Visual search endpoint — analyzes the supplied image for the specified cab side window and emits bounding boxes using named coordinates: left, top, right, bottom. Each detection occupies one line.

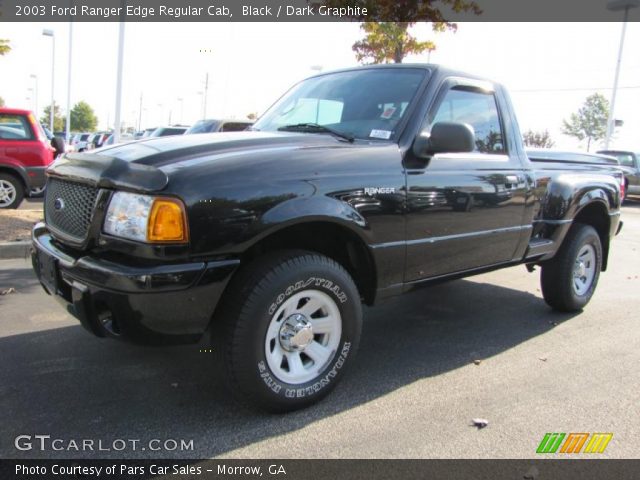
left=0, top=114, right=35, bottom=140
left=430, top=87, right=505, bottom=154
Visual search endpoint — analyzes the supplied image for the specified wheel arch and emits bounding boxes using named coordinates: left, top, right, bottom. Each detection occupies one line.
left=240, top=219, right=378, bottom=306
left=572, top=200, right=612, bottom=271
left=0, top=164, right=28, bottom=190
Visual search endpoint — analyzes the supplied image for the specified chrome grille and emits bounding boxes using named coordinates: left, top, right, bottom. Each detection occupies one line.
left=45, top=178, right=98, bottom=241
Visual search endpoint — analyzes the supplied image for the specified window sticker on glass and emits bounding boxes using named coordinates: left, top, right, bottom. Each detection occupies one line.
left=380, top=107, right=397, bottom=119
left=370, top=129, right=392, bottom=140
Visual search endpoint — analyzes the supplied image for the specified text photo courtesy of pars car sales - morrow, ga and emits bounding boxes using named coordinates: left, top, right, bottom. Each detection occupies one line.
left=1, top=0, right=640, bottom=479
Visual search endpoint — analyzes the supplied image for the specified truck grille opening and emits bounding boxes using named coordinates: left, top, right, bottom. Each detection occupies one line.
left=45, top=178, right=98, bottom=241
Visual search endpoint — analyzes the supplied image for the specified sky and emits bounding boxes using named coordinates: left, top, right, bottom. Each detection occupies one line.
left=1, top=21, right=638, bottom=151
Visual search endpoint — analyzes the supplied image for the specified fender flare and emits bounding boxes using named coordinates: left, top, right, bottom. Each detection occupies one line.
left=0, top=160, right=29, bottom=189
left=247, top=195, right=373, bottom=249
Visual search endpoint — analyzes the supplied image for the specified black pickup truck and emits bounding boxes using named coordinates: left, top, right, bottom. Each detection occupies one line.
left=31, top=65, right=623, bottom=411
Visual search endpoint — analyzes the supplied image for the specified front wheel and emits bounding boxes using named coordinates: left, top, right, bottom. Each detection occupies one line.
left=540, top=223, right=602, bottom=312
left=217, top=251, right=362, bottom=412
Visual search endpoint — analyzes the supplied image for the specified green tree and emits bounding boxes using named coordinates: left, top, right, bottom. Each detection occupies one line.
left=0, top=39, right=11, bottom=56
left=41, top=103, right=66, bottom=131
left=523, top=129, right=555, bottom=148
left=561, top=93, right=609, bottom=152
left=70, top=101, right=98, bottom=131
left=316, top=1, right=481, bottom=64
left=353, top=22, right=441, bottom=64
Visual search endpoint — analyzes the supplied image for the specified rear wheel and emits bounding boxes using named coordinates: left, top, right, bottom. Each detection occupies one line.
left=540, top=223, right=602, bottom=312
left=0, top=173, right=25, bottom=209
left=216, top=250, right=362, bottom=412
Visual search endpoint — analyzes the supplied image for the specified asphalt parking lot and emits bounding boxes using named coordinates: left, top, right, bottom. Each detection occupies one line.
left=1, top=201, right=639, bottom=459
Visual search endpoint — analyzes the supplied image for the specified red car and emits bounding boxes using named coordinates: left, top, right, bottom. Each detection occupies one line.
left=0, top=107, right=60, bottom=208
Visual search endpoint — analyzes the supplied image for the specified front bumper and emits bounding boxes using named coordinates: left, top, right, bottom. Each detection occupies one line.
left=31, top=222, right=239, bottom=344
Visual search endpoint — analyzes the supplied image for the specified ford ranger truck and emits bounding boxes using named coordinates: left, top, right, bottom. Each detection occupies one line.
left=31, top=65, right=623, bottom=411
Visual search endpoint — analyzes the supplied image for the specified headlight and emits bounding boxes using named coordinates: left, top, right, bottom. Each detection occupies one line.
left=103, top=192, right=189, bottom=243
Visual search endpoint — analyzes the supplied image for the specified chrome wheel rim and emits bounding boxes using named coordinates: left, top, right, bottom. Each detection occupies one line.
left=265, top=290, right=341, bottom=384
left=573, top=244, right=596, bottom=296
left=0, top=180, right=17, bottom=207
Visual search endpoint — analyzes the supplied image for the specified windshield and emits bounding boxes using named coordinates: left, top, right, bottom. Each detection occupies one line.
left=610, top=152, right=635, bottom=167
left=186, top=120, right=220, bottom=134
left=151, top=127, right=186, bottom=137
left=253, top=68, right=427, bottom=141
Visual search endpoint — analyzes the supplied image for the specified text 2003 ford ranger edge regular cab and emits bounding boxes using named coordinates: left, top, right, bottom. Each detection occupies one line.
left=32, top=65, right=623, bottom=411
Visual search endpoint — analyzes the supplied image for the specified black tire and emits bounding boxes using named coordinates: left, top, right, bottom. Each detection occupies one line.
left=540, top=223, right=602, bottom=312
left=215, top=250, right=362, bottom=412
left=0, top=173, right=25, bottom=209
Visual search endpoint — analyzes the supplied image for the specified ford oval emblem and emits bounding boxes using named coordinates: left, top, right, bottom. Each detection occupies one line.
left=54, top=198, right=65, bottom=211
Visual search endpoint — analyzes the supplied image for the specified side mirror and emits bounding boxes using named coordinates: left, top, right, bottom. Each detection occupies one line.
left=51, top=137, right=65, bottom=157
left=412, top=121, right=475, bottom=158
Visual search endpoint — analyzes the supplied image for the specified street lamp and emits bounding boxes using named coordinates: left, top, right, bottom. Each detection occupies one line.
left=604, top=0, right=639, bottom=149
left=65, top=22, right=74, bottom=144
left=29, top=74, right=38, bottom=118
left=42, top=29, right=55, bottom=132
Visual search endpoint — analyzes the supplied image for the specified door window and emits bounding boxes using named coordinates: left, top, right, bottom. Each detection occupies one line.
left=430, top=87, right=505, bottom=154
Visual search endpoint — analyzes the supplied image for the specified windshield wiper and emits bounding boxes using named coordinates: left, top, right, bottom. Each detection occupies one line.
left=277, top=123, right=354, bottom=143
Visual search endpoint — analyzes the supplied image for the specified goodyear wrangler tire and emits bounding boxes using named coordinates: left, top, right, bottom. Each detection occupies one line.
left=540, top=223, right=602, bottom=312
left=218, top=250, right=362, bottom=412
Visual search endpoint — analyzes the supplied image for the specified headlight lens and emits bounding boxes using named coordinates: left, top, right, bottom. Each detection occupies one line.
left=103, top=192, right=188, bottom=243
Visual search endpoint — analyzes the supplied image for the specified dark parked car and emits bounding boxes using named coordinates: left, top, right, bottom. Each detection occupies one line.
left=526, top=149, right=619, bottom=165
left=90, top=132, right=111, bottom=149
left=32, top=65, right=623, bottom=411
left=185, top=119, right=253, bottom=134
left=149, top=126, right=188, bottom=137
left=597, top=150, right=640, bottom=201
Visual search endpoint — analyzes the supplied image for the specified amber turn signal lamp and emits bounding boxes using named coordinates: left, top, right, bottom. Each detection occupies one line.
left=147, top=198, right=189, bottom=243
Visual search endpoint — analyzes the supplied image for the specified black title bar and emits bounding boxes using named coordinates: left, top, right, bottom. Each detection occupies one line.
left=2, top=0, right=640, bottom=22
left=2, top=459, right=640, bottom=480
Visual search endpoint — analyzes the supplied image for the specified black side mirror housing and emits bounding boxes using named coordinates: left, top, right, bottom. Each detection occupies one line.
left=413, top=122, right=475, bottom=159
left=51, top=137, right=65, bottom=157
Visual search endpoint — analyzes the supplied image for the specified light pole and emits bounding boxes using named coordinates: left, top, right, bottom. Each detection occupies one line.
left=202, top=73, right=209, bottom=119
left=65, top=21, right=73, bottom=143
left=137, top=92, right=143, bottom=132
left=604, top=0, right=639, bottom=149
left=29, top=74, right=38, bottom=119
left=113, top=17, right=126, bottom=144
left=42, top=29, right=55, bottom=132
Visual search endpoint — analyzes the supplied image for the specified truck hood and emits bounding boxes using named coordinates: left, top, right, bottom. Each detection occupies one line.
left=47, top=131, right=358, bottom=193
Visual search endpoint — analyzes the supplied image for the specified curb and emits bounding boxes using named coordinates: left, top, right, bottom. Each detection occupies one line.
left=0, top=241, right=31, bottom=260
